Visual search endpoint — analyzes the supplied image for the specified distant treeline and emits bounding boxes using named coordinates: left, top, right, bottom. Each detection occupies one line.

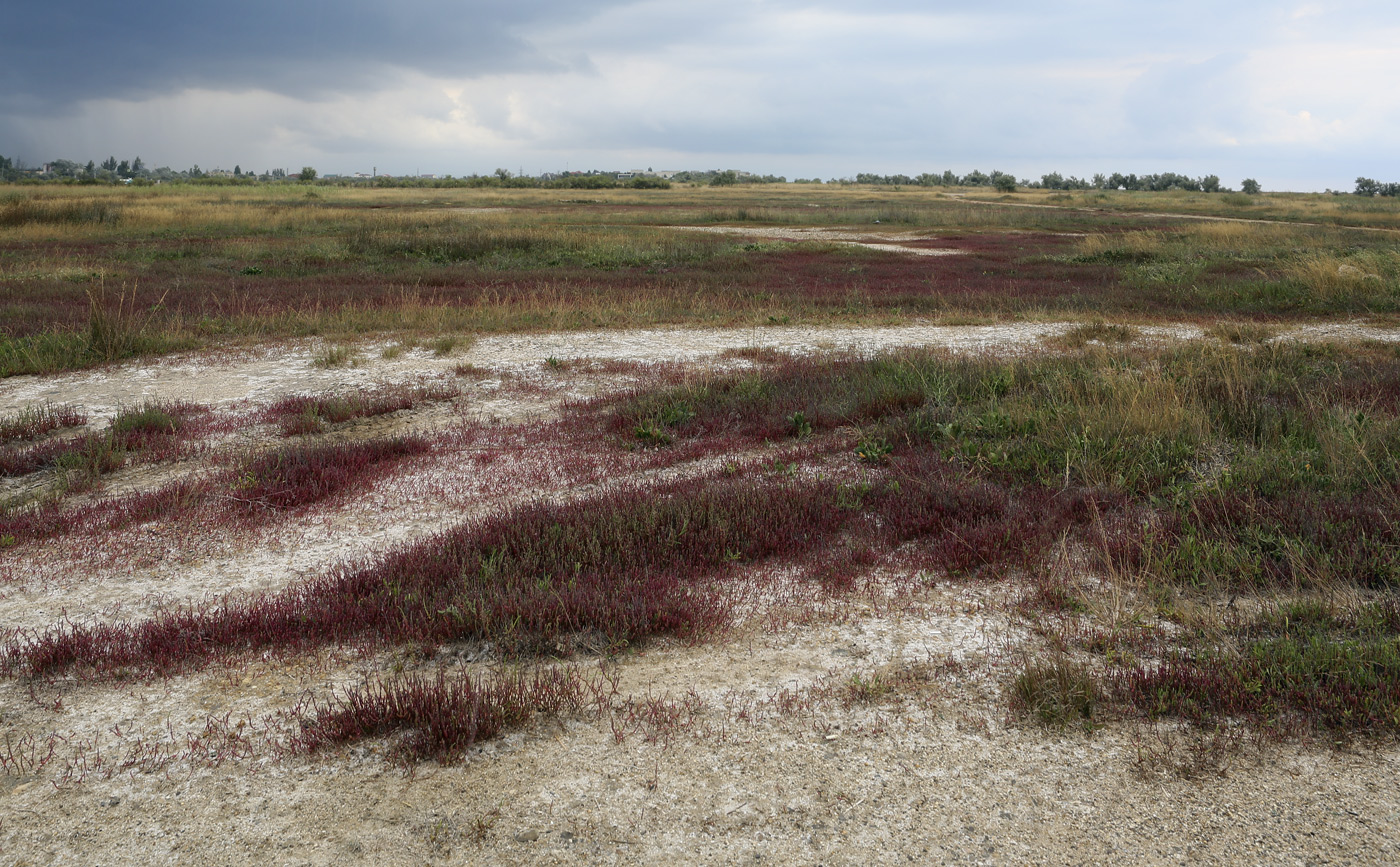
left=0, top=156, right=795, bottom=189
left=5, top=151, right=1392, bottom=196
left=850, top=170, right=1253, bottom=193
left=1354, top=178, right=1400, bottom=197
left=0, top=154, right=283, bottom=184
left=331, top=173, right=679, bottom=190
left=353, top=169, right=787, bottom=189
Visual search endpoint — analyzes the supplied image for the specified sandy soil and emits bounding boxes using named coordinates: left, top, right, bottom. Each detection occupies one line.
left=3, top=321, right=1400, bottom=866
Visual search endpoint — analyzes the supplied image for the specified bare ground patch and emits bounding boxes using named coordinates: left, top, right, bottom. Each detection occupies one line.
left=3, top=323, right=1400, bottom=865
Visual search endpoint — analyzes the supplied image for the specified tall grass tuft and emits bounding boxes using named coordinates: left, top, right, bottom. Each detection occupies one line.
left=84, top=280, right=185, bottom=364
left=296, top=667, right=587, bottom=763
left=1011, top=656, right=1100, bottom=728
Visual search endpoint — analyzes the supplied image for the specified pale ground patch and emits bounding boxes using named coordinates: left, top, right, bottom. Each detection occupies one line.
left=8, top=319, right=1400, bottom=422
left=666, top=224, right=968, bottom=256
left=3, top=322, right=1400, bottom=865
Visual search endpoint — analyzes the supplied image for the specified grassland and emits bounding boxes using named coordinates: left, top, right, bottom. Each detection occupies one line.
left=3, top=183, right=1398, bottom=378
left=956, top=185, right=1400, bottom=228
left=1, top=182, right=1399, bottom=862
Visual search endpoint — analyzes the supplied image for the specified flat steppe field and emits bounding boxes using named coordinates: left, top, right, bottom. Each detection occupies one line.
left=2, top=183, right=1399, bottom=864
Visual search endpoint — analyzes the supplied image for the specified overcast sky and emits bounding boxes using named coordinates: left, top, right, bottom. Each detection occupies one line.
left=3, top=1, right=1397, bottom=190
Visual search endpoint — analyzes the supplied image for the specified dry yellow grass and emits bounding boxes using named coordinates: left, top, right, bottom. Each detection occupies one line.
left=1285, top=251, right=1396, bottom=299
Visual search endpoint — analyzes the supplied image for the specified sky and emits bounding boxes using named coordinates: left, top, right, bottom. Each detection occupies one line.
left=2, top=1, right=1398, bottom=191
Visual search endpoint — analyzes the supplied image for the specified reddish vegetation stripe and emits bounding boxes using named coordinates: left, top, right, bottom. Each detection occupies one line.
left=231, top=436, right=431, bottom=512
left=0, top=404, right=87, bottom=444
left=1, top=435, right=428, bottom=547
left=7, top=452, right=1116, bottom=677
left=1, top=400, right=211, bottom=477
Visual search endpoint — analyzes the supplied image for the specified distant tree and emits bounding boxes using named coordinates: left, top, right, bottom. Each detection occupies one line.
left=494, top=167, right=512, bottom=180
left=1241, top=178, right=1261, bottom=195
left=233, top=165, right=242, bottom=176
left=989, top=170, right=1016, bottom=192
left=188, top=164, right=204, bottom=178
left=117, top=159, right=130, bottom=177
left=271, top=168, right=286, bottom=180
left=547, top=174, right=618, bottom=190
left=1354, top=177, right=1380, bottom=196
left=1201, top=175, right=1221, bottom=193
left=85, top=160, right=96, bottom=177
left=710, top=170, right=739, bottom=186
left=1354, top=179, right=1400, bottom=197
left=102, top=156, right=118, bottom=172
left=299, top=166, right=317, bottom=182
left=131, top=157, right=144, bottom=175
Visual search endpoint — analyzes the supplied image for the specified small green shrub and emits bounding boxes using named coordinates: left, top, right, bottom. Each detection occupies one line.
left=854, top=437, right=892, bottom=464
left=633, top=420, right=673, bottom=447
left=313, top=345, right=357, bottom=368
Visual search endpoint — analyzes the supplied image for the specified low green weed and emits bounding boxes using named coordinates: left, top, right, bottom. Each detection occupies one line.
left=1051, top=321, right=1139, bottom=348
left=312, top=344, right=358, bottom=368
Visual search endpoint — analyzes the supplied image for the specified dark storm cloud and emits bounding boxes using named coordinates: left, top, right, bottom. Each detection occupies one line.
left=0, top=0, right=619, bottom=112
